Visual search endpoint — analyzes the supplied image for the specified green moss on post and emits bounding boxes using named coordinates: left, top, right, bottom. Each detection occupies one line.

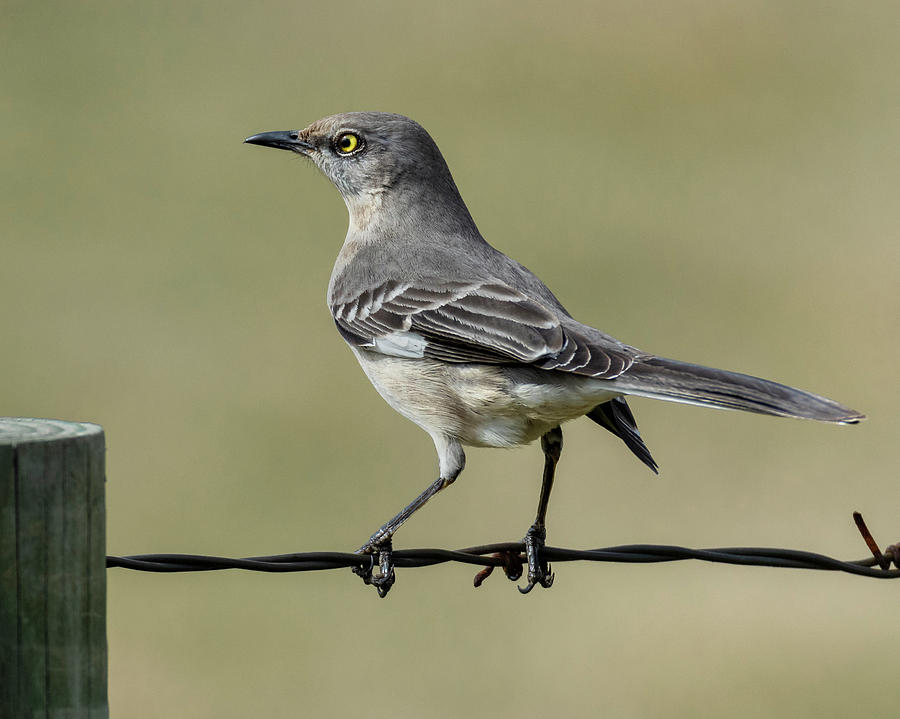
left=0, top=418, right=107, bottom=719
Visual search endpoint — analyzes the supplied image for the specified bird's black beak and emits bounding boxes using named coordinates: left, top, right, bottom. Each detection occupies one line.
left=244, top=130, right=314, bottom=153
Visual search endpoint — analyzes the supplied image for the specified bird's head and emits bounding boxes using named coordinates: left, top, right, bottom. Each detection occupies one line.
left=245, top=112, right=455, bottom=202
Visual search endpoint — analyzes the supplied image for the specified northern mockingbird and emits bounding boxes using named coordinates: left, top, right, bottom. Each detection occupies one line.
left=245, top=112, right=863, bottom=596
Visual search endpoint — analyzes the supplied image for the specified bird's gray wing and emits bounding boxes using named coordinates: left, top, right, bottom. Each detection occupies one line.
left=330, top=279, right=638, bottom=379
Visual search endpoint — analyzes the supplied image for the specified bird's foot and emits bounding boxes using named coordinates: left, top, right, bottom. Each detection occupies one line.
left=518, top=524, right=554, bottom=594
left=353, top=537, right=395, bottom=598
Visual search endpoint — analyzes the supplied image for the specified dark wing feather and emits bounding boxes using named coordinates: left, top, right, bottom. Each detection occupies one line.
left=331, top=279, right=639, bottom=379
left=587, top=397, right=658, bottom=473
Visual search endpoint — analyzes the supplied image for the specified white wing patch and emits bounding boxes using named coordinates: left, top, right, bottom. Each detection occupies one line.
left=373, top=331, right=428, bottom=359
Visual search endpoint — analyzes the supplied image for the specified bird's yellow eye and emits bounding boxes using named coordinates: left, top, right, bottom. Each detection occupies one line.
left=335, top=132, right=361, bottom=155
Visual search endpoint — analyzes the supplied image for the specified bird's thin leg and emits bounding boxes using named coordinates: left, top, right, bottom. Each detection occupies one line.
left=354, top=474, right=457, bottom=597
left=519, top=426, right=563, bottom=594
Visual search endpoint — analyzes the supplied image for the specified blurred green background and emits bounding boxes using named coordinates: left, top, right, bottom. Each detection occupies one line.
left=3, top=1, right=898, bottom=717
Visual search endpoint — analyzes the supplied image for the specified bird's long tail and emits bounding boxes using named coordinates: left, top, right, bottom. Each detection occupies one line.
left=612, top=356, right=864, bottom=424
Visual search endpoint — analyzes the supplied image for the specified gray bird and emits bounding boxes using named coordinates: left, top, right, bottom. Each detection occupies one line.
left=245, top=112, right=863, bottom=596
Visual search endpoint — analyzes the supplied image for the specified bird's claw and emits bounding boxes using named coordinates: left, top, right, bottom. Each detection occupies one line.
left=518, top=525, right=555, bottom=594
left=353, top=539, right=396, bottom=597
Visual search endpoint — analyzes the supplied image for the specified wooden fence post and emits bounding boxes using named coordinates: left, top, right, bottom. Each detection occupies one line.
left=0, top=418, right=107, bottom=718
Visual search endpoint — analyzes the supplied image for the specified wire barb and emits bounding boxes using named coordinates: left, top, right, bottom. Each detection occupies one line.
left=853, top=511, right=895, bottom=571
left=473, top=550, right=523, bottom=587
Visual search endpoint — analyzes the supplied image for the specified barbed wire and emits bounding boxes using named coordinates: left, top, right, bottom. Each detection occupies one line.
left=106, top=512, right=899, bottom=587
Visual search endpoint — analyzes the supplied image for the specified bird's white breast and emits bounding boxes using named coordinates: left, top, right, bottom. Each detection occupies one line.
left=350, top=348, right=619, bottom=448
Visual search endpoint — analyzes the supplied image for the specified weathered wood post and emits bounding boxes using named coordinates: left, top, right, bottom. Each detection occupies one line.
left=0, top=418, right=107, bottom=718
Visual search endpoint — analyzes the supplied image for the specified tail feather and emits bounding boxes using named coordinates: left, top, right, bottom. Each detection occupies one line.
left=612, top=357, right=864, bottom=425
left=587, top=397, right=659, bottom=473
